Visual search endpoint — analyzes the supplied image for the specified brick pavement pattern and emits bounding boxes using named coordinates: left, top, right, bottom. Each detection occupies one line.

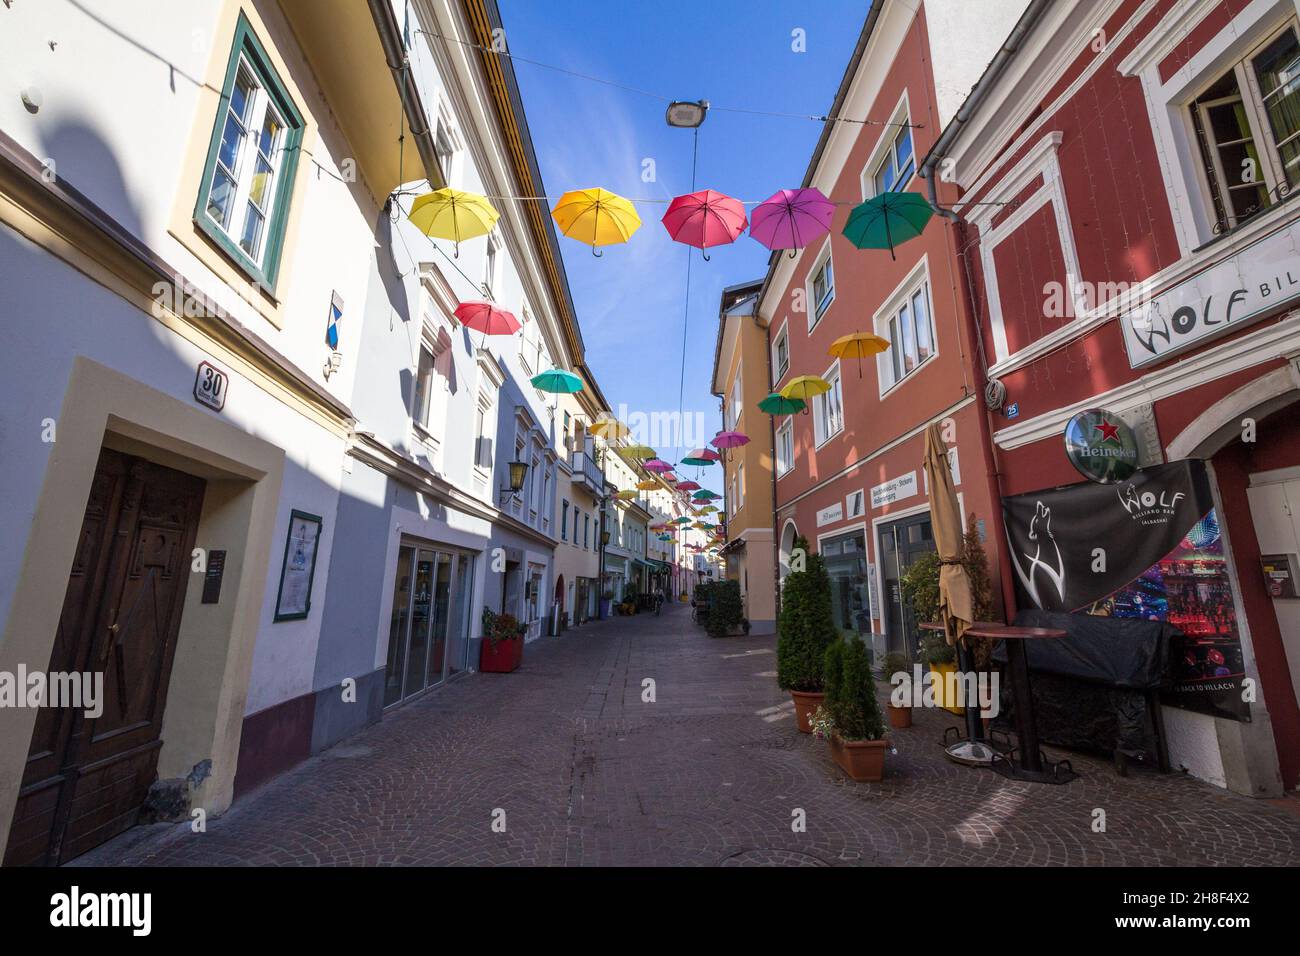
left=76, top=603, right=1300, bottom=866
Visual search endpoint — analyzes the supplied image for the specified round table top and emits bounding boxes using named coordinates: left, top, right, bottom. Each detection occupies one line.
left=917, top=621, right=1066, bottom=640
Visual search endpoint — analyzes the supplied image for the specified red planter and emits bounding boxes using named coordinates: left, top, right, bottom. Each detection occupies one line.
left=887, top=704, right=913, bottom=729
left=828, top=733, right=888, bottom=782
left=479, top=636, right=523, bottom=673
left=789, top=690, right=825, bottom=734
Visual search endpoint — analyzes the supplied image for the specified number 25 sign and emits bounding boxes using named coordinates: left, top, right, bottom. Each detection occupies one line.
left=194, top=360, right=228, bottom=412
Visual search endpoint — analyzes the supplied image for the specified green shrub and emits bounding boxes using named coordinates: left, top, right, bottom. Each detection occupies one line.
left=881, top=651, right=912, bottom=681
left=823, top=636, right=885, bottom=741
left=900, top=550, right=941, bottom=625
left=919, top=629, right=956, bottom=666
left=708, top=579, right=743, bottom=638
left=776, top=536, right=838, bottom=692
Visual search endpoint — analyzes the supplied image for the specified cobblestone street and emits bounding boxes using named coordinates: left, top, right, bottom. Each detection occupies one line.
left=78, top=605, right=1300, bottom=867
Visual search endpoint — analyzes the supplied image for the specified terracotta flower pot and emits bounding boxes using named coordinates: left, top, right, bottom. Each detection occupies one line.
left=887, top=704, right=913, bottom=729
left=828, top=733, right=888, bottom=782
left=789, top=690, right=824, bottom=734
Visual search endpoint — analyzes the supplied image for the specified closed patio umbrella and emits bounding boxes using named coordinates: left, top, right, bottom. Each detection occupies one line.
left=923, top=422, right=972, bottom=646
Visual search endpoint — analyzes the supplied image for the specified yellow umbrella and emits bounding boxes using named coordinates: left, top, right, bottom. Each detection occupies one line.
left=780, top=374, right=831, bottom=404
left=636, top=479, right=658, bottom=491
left=407, top=188, right=499, bottom=255
left=589, top=417, right=631, bottom=440
left=615, top=489, right=638, bottom=500
left=829, top=331, right=890, bottom=379
left=697, top=505, right=718, bottom=514
left=622, top=444, right=655, bottom=459
left=552, top=188, right=641, bottom=255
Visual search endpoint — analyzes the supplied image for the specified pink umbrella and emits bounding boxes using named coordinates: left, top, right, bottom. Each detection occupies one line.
left=749, top=187, right=835, bottom=258
left=661, top=189, right=747, bottom=260
left=643, top=458, right=673, bottom=473
left=710, top=431, right=750, bottom=450
left=453, top=301, right=520, bottom=335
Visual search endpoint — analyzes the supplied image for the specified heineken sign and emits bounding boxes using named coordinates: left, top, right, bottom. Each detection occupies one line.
left=1063, top=409, right=1139, bottom=483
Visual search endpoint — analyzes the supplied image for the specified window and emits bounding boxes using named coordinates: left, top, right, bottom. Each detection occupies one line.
left=772, top=323, right=789, bottom=382
left=737, top=462, right=745, bottom=511
left=196, top=15, right=303, bottom=288
left=1192, top=21, right=1300, bottom=231
left=776, top=418, right=794, bottom=476
left=878, top=278, right=936, bottom=392
left=846, top=490, right=865, bottom=519
left=484, top=234, right=501, bottom=297
left=812, top=363, right=844, bottom=446
left=435, top=119, right=456, bottom=184
left=561, top=500, right=569, bottom=541
left=412, top=345, right=435, bottom=428
left=474, top=396, right=493, bottom=471
left=869, top=124, right=915, bottom=197
left=584, top=513, right=591, bottom=549
left=729, top=365, right=743, bottom=429
left=808, top=249, right=835, bottom=328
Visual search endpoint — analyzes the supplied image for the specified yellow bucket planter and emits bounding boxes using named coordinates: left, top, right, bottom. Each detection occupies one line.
left=929, top=662, right=965, bottom=715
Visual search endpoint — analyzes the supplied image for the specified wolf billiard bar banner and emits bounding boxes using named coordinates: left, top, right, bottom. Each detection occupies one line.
left=1002, top=459, right=1249, bottom=721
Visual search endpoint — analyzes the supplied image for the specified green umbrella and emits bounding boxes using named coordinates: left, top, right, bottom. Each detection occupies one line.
left=692, top=490, right=721, bottom=501
left=530, top=368, right=584, bottom=393
left=679, top=454, right=715, bottom=466
left=672, top=516, right=693, bottom=524
left=842, top=191, right=933, bottom=260
left=757, top=391, right=806, bottom=416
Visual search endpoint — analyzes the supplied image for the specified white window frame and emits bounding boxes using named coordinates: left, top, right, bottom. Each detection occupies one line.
left=729, top=360, right=743, bottom=430
left=483, top=233, right=502, bottom=298
left=873, top=256, right=939, bottom=396
left=860, top=90, right=915, bottom=200
left=846, top=489, right=866, bottom=519
left=812, top=360, right=844, bottom=448
left=1119, top=1, right=1300, bottom=255
left=771, top=318, right=790, bottom=385
left=775, top=417, right=794, bottom=477
left=805, top=238, right=835, bottom=331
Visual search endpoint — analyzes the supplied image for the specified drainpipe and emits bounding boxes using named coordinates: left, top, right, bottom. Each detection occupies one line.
left=368, top=0, right=445, bottom=190
left=757, top=309, right=782, bottom=623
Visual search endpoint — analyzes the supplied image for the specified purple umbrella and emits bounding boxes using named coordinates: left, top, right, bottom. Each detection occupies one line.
left=749, top=187, right=835, bottom=257
left=643, top=458, right=673, bottom=473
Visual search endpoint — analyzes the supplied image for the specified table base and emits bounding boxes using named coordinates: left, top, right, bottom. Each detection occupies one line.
left=990, top=747, right=1079, bottom=785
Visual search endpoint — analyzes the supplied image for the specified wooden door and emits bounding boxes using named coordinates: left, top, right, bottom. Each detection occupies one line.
left=4, top=448, right=205, bottom=866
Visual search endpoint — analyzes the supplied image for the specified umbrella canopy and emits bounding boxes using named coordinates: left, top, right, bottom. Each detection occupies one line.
left=680, top=447, right=719, bottom=467
left=661, top=189, right=747, bottom=258
left=657, top=534, right=674, bottom=541
left=615, top=489, right=638, bottom=500
left=692, top=489, right=721, bottom=501
left=780, top=375, right=831, bottom=402
left=552, top=188, right=641, bottom=253
left=923, top=422, right=973, bottom=646
left=642, top=458, right=673, bottom=473
left=530, top=368, right=584, bottom=394
left=697, top=505, right=718, bottom=514
left=636, top=479, right=658, bottom=490
left=620, top=444, right=655, bottom=459
left=454, top=301, right=520, bottom=336
left=843, top=191, right=934, bottom=260
left=749, top=187, right=835, bottom=254
left=829, top=331, right=891, bottom=379
left=674, top=480, right=701, bottom=491
left=757, top=391, right=806, bottom=416
left=407, top=188, right=499, bottom=254
left=649, top=522, right=669, bottom=531
left=672, top=516, right=693, bottom=524
left=589, top=417, right=630, bottom=440
left=710, top=430, right=750, bottom=450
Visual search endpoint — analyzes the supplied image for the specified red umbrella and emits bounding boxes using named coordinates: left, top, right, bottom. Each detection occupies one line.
left=675, top=480, right=701, bottom=491
left=453, top=301, right=520, bottom=335
left=661, top=189, right=747, bottom=260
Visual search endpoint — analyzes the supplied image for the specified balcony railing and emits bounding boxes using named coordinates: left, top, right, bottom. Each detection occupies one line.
left=569, top=439, right=604, bottom=493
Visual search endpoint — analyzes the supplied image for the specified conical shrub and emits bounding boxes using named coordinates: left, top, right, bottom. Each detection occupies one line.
left=776, top=536, right=838, bottom=692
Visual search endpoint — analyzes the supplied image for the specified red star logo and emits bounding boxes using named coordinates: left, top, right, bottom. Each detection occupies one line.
left=1094, top=419, right=1121, bottom=444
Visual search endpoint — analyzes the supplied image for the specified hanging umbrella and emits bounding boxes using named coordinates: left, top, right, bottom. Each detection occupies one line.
left=697, top=505, right=718, bottom=514
left=531, top=368, right=584, bottom=394
left=622, top=444, right=655, bottom=459
left=749, top=187, right=835, bottom=258
left=672, top=516, right=693, bottom=525
left=680, top=447, right=720, bottom=467
left=757, top=391, right=806, bottom=416
left=615, top=489, right=638, bottom=500
left=552, top=188, right=641, bottom=255
left=589, top=417, right=631, bottom=440
left=710, top=431, right=750, bottom=451
left=649, top=522, right=669, bottom=531
left=780, top=375, right=831, bottom=412
left=843, top=191, right=934, bottom=260
left=636, top=479, right=658, bottom=491
left=692, top=490, right=721, bottom=501
left=407, top=188, right=499, bottom=256
left=661, top=189, right=747, bottom=260
left=454, top=301, right=520, bottom=336
left=643, top=458, right=673, bottom=473
left=675, top=480, right=701, bottom=492
left=829, top=331, right=891, bottom=379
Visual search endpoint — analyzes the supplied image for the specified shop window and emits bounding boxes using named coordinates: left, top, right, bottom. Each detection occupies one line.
left=1192, top=20, right=1300, bottom=232
left=196, top=15, right=303, bottom=290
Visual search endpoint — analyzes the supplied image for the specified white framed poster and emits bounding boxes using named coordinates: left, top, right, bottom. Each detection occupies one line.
left=274, top=510, right=322, bottom=621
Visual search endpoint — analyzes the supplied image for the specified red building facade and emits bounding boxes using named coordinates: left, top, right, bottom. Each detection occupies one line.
left=756, top=1, right=1030, bottom=665
left=923, top=0, right=1300, bottom=794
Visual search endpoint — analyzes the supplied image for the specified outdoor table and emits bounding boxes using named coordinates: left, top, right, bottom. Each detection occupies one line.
left=964, top=623, right=1076, bottom=784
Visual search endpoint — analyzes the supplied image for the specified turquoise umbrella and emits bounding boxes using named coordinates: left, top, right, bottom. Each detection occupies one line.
left=757, top=391, right=806, bottom=416
left=842, top=191, right=933, bottom=260
left=530, top=368, right=584, bottom=393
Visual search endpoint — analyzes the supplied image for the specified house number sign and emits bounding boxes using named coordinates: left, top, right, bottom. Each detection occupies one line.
left=194, top=360, right=228, bottom=411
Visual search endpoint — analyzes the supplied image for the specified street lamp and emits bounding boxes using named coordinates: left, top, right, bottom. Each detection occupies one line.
left=665, top=99, right=709, bottom=128
left=500, top=460, right=529, bottom=504
left=601, top=530, right=611, bottom=546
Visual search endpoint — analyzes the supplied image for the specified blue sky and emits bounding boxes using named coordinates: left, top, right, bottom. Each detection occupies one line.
left=499, top=0, right=869, bottom=473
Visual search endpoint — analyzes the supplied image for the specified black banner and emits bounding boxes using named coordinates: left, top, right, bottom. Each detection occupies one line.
left=1003, top=460, right=1249, bottom=720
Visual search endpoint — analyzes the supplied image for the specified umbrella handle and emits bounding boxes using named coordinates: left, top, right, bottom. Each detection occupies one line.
left=453, top=243, right=460, bottom=260
left=592, top=247, right=603, bottom=258
left=702, top=250, right=711, bottom=262
left=787, top=249, right=797, bottom=260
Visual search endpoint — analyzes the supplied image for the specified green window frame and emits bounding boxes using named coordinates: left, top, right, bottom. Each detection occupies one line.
left=194, top=13, right=304, bottom=293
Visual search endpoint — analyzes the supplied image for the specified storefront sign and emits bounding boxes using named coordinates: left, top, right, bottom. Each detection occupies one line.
left=816, top=501, right=844, bottom=527
left=1120, top=219, right=1300, bottom=368
left=1064, top=408, right=1139, bottom=483
left=1003, top=460, right=1248, bottom=721
left=870, top=471, right=917, bottom=509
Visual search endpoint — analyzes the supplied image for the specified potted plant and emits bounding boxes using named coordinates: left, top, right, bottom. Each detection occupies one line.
left=881, top=651, right=914, bottom=729
left=822, top=636, right=888, bottom=781
left=479, top=608, right=525, bottom=673
left=707, top=580, right=744, bottom=638
left=901, top=551, right=963, bottom=716
left=776, top=536, right=838, bottom=733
